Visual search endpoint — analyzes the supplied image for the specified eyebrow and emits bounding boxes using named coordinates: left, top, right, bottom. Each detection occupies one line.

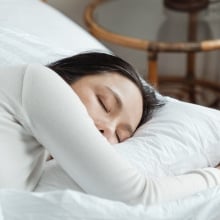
left=105, top=86, right=122, bottom=109
left=105, top=86, right=134, bottom=136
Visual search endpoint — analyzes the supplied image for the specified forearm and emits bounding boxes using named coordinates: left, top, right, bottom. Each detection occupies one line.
left=150, top=168, right=220, bottom=204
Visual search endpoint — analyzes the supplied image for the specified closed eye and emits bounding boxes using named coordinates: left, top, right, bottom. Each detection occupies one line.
left=97, top=96, right=108, bottom=112
left=116, top=132, right=121, bottom=143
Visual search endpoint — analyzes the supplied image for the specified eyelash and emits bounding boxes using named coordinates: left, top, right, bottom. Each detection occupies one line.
left=116, top=133, right=121, bottom=143
left=97, top=96, right=108, bottom=112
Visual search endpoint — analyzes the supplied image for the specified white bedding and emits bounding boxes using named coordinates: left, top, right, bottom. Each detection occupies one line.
left=1, top=0, right=220, bottom=219
left=1, top=186, right=220, bottom=220
left=0, top=0, right=108, bottom=65
left=0, top=0, right=107, bottom=52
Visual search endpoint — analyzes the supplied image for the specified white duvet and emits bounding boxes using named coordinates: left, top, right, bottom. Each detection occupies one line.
left=1, top=186, right=220, bottom=220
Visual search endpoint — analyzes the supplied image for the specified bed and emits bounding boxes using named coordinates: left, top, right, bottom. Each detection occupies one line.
left=1, top=0, right=220, bottom=219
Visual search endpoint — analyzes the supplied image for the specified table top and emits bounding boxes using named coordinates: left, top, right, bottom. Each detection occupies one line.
left=85, top=0, right=220, bottom=51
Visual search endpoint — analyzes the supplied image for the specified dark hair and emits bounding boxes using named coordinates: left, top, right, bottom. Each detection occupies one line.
left=47, top=52, right=163, bottom=128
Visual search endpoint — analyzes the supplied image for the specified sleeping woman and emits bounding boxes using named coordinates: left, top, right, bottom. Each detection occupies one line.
left=0, top=52, right=220, bottom=205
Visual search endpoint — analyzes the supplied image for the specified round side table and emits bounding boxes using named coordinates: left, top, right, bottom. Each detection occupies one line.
left=84, top=0, right=220, bottom=108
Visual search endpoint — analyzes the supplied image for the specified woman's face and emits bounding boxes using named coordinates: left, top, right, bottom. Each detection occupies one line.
left=71, top=72, right=143, bottom=144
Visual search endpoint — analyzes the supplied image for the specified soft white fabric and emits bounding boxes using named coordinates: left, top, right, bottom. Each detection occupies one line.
left=0, top=27, right=72, bottom=65
left=1, top=64, right=220, bottom=206
left=2, top=186, right=220, bottom=220
left=0, top=0, right=108, bottom=52
left=0, top=0, right=109, bottom=65
left=0, top=65, right=49, bottom=190
left=35, top=160, right=84, bottom=193
left=116, top=97, right=220, bottom=177
left=0, top=26, right=109, bottom=65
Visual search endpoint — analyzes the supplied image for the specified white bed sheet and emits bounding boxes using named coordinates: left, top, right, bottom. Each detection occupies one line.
left=1, top=186, right=220, bottom=220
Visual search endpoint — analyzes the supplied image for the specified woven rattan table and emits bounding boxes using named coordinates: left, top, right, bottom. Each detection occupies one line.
left=84, top=0, right=220, bottom=108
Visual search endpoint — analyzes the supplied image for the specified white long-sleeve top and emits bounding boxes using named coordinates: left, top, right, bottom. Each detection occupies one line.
left=0, top=64, right=220, bottom=205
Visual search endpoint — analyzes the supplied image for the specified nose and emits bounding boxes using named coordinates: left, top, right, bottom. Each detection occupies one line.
left=96, top=122, right=117, bottom=144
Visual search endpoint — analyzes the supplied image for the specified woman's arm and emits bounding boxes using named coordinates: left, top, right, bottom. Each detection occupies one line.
left=22, top=64, right=220, bottom=205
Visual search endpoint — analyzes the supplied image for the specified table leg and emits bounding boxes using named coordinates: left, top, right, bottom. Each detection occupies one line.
left=187, top=12, right=198, bottom=103
left=147, top=51, right=158, bottom=88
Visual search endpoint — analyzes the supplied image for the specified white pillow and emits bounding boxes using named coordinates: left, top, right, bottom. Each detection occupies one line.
left=0, top=26, right=109, bottom=65
left=115, top=97, right=220, bottom=177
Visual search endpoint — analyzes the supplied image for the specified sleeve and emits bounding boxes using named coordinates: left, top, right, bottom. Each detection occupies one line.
left=21, top=64, right=220, bottom=205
